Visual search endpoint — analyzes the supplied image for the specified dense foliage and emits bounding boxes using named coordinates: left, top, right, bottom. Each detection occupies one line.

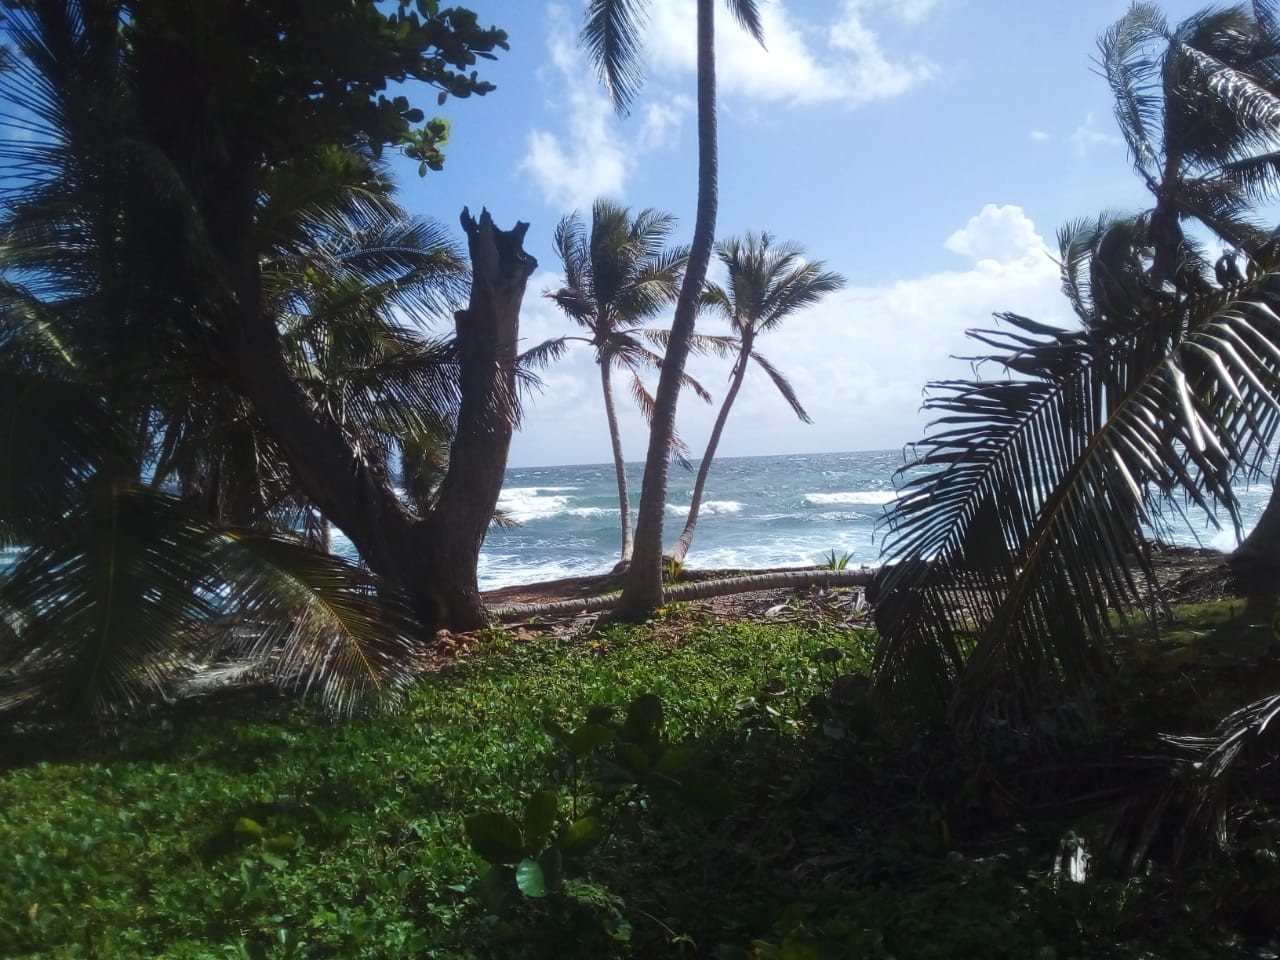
left=874, top=0, right=1280, bottom=736
left=4, top=612, right=1276, bottom=958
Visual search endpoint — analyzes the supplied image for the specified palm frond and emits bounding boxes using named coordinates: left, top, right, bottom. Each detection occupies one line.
left=583, top=0, right=649, bottom=114
left=874, top=275, right=1280, bottom=737
left=218, top=531, right=421, bottom=715
left=643, top=327, right=739, bottom=359
left=1099, top=3, right=1168, bottom=182
left=724, top=0, right=766, bottom=46
left=1, top=483, right=222, bottom=716
left=517, top=336, right=571, bottom=371
left=750, top=350, right=811, bottom=423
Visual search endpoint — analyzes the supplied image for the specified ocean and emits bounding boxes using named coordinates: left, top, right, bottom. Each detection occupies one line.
left=338, top=449, right=1276, bottom=591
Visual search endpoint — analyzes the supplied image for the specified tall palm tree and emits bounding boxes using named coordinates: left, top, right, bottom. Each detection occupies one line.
left=665, top=232, right=845, bottom=565
left=872, top=1, right=1280, bottom=735
left=1101, top=1, right=1280, bottom=581
left=583, top=0, right=764, bottom=618
left=546, top=199, right=708, bottom=570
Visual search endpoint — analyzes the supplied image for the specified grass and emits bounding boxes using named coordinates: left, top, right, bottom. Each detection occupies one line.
left=1, top=608, right=1275, bottom=958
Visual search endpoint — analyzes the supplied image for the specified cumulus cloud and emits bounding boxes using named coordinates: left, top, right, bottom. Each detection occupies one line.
left=944, top=203, right=1050, bottom=265
left=509, top=206, right=1073, bottom=466
left=519, top=27, right=636, bottom=211
left=643, top=0, right=936, bottom=108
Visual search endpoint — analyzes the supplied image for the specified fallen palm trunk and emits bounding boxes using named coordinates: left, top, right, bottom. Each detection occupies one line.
left=488, top=567, right=875, bottom=622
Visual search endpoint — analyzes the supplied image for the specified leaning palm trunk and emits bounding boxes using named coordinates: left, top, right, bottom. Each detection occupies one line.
left=666, top=336, right=750, bottom=565
left=614, top=0, right=719, bottom=620
left=599, top=362, right=634, bottom=569
left=1230, top=452, right=1280, bottom=589
left=491, top=567, right=873, bottom=621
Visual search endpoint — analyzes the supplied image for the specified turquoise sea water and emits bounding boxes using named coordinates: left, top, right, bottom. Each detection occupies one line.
left=331, top=449, right=1275, bottom=590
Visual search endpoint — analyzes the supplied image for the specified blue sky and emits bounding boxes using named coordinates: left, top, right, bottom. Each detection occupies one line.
left=390, top=0, right=1211, bottom=467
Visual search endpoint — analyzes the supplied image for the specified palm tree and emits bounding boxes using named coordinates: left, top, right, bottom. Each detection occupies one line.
left=871, top=1, right=1280, bottom=735
left=0, top=0, right=534, bottom=634
left=583, top=0, right=765, bottom=618
left=665, top=232, right=845, bottom=566
left=1100, top=1, right=1280, bottom=582
left=546, top=199, right=709, bottom=570
left=0, top=3, right=533, bottom=713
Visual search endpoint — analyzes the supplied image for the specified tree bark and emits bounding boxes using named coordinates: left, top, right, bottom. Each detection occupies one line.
left=222, top=205, right=535, bottom=632
left=417, top=209, right=537, bottom=629
left=612, top=0, right=718, bottom=621
left=1229, top=459, right=1280, bottom=591
left=600, top=361, right=634, bottom=570
left=666, top=332, right=751, bottom=565
left=490, top=567, right=874, bottom=622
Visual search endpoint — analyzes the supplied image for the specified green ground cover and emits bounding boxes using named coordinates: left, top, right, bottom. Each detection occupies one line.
left=1, top=609, right=1275, bottom=959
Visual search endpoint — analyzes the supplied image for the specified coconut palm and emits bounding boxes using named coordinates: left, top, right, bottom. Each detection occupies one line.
left=664, top=232, right=845, bottom=565
left=0, top=3, right=523, bottom=714
left=871, top=2, right=1280, bottom=736
left=0, top=0, right=535, bottom=634
left=1101, top=1, right=1280, bottom=581
left=583, top=0, right=765, bottom=617
left=546, top=199, right=719, bottom=570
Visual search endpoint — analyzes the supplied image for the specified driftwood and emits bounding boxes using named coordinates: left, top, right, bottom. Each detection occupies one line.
left=487, top=567, right=875, bottom=622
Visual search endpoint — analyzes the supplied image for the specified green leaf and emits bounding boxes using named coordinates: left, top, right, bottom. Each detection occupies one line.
left=515, top=858, right=547, bottom=898
left=614, top=741, right=651, bottom=779
left=560, top=815, right=603, bottom=859
left=653, top=743, right=699, bottom=775
left=522, top=790, right=559, bottom=851
left=537, top=847, right=563, bottom=893
left=474, top=865, right=515, bottom=911
left=677, top=770, right=738, bottom=817
left=464, top=812, right=524, bottom=865
left=622, top=693, right=663, bottom=745
left=234, top=817, right=264, bottom=838
left=565, top=722, right=614, bottom=756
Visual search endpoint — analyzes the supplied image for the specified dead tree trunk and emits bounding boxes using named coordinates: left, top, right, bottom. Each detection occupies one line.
left=415, top=209, right=537, bottom=630
left=224, top=206, right=535, bottom=633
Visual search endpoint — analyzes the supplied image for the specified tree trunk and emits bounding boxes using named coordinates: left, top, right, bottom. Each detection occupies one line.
left=1230, top=461, right=1280, bottom=591
left=612, top=0, right=718, bottom=621
left=490, top=567, right=874, bottom=621
left=667, top=334, right=751, bottom=565
left=417, top=209, right=537, bottom=630
left=223, top=205, right=535, bottom=632
left=600, top=361, right=634, bottom=570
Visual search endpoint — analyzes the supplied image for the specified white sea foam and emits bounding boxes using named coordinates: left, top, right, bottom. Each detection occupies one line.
left=477, top=554, right=609, bottom=591
left=805, top=491, right=896, bottom=506
left=567, top=507, right=612, bottom=518
left=496, top=487, right=578, bottom=523
left=665, top=500, right=746, bottom=517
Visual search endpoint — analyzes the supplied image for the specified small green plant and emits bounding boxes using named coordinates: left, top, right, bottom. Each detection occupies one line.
left=821, top=549, right=855, bottom=571
left=464, top=693, right=735, bottom=950
left=663, top=556, right=685, bottom=581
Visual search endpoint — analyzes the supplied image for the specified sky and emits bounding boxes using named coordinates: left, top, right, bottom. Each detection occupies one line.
left=390, top=0, right=1213, bottom=468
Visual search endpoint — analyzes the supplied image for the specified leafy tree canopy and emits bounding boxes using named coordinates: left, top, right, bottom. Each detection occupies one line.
left=5, top=0, right=508, bottom=180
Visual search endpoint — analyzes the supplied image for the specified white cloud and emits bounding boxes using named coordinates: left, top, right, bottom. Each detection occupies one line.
left=640, top=95, right=694, bottom=150
left=643, top=0, right=936, bottom=108
left=944, top=203, right=1049, bottom=265
left=1029, top=129, right=1051, bottom=142
left=510, top=207, right=1072, bottom=466
left=520, top=27, right=635, bottom=211
left=1069, top=112, right=1122, bottom=157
